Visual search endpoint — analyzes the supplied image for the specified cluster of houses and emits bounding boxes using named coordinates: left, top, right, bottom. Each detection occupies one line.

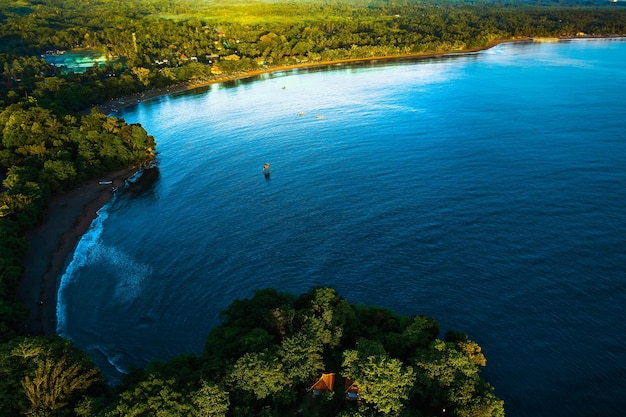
left=152, top=27, right=233, bottom=70
left=153, top=54, right=224, bottom=75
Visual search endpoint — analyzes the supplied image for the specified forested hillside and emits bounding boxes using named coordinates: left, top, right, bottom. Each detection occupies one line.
left=0, top=0, right=624, bottom=415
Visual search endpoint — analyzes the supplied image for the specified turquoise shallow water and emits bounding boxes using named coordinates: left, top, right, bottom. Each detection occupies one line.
left=58, top=39, right=626, bottom=416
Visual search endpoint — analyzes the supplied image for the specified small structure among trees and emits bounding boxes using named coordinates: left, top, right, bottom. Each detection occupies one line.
left=345, top=379, right=360, bottom=401
left=308, top=372, right=335, bottom=396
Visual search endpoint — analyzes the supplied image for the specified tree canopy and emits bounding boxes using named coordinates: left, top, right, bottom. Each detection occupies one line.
left=124, top=287, right=503, bottom=417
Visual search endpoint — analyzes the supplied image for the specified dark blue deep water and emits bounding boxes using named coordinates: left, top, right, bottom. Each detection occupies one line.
left=58, top=39, right=626, bottom=417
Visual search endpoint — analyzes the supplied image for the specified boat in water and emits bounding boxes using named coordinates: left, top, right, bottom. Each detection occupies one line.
left=263, top=163, right=270, bottom=177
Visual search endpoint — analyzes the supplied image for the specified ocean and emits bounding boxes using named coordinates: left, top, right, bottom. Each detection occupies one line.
left=57, top=39, right=626, bottom=417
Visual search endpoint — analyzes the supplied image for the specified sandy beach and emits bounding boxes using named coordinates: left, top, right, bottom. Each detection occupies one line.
left=17, top=168, right=139, bottom=336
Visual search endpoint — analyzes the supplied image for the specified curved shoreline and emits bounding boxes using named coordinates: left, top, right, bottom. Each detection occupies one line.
left=38, top=43, right=520, bottom=337
left=17, top=168, right=139, bottom=336
left=19, top=35, right=623, bottom=337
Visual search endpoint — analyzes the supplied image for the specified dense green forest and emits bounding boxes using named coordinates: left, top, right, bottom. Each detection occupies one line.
left=1, top=0, right=625, bottom=113
left=0, top=0, right=624, bottom=415
left=1, top=287, right=505, bottom=416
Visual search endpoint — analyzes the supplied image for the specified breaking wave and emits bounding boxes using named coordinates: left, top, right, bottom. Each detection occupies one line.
left=56, top=200, right=114, bottom=336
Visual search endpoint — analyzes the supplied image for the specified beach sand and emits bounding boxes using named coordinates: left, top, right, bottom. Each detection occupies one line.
left=17, top=168, right=139, bottom=336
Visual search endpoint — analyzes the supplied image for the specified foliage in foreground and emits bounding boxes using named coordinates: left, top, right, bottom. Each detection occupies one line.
left=0, top=287, right=504, bottom=416
left=0, top=336, right=106, bottom=417
left=86, top=288, right=502, bottom=417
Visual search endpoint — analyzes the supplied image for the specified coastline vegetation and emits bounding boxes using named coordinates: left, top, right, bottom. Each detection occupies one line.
left=0, top=0, right=624, bottom=415
left=1, top=0, right=625, bottom=113
left=2, top=287, right=505, bottom=416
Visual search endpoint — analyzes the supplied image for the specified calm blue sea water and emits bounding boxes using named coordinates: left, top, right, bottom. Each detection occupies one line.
left=57, top=39, right=626, bottom=416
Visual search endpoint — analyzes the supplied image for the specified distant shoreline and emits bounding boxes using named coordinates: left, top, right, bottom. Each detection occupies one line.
left=19, top=35, right=623, bottom=337
left=96, top=36, right=624, bottom=116
left=96, top=37, right=531, bottom=114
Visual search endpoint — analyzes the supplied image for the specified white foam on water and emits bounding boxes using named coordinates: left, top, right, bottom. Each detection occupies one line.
left=90, top=344, right=129, bottom=376
left=106, top=245, right=152, bottom=303
left=56, top=202, right=113, bottom=336
left=125, top=169, right=143, bottom=184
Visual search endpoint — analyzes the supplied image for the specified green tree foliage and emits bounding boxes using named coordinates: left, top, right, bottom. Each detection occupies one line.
left=0, top=337, right=104, bottom=417
left=299, top=287, right=346, bottom=349
left=22, top=356, right=100, bottom=416
left=342, top=344, right=416, bottom=415
left=112, top=374, right=195, bottom=417
left=203, top=288, right=294, bottom=374
left=113, top=287, right=501, bottom=416
left=0, top=217, right=27, bottom=341
left=191, top=381, right=230, bottom=417
left=458, top=340, right=487, bottom=367
left=228, top=351, right=290, bottom=401
left=0, top=104, right=155, bottom=187
left=144, top=354, right=205, bottom=388
left=278, top=332, right=324, bottom=384
left=415, top=339, right=504, bottom=417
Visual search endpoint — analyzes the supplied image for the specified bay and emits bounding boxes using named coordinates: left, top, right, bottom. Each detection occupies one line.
left=57, top=39, right=626, bottom=417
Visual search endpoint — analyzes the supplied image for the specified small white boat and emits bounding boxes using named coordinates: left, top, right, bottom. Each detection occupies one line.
left=99, top=179, right=113, bottom=185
